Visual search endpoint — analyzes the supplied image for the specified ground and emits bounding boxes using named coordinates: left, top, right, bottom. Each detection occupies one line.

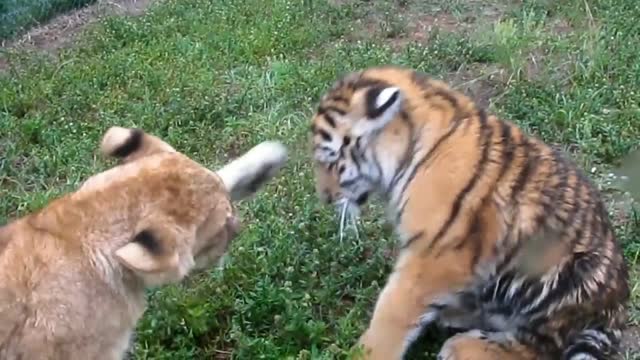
left=0, top=0, right=639, bottom=359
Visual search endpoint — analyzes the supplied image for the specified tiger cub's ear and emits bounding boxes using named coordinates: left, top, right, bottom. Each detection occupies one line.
left=354, top=86, right=403, bottom=137
left=100, top=126, right=176, bottom=164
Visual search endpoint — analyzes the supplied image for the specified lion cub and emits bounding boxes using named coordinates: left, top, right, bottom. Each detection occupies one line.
left=0, top=127, right=287, bottom=360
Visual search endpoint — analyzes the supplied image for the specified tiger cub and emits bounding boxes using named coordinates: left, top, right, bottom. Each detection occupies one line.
left=0, top=127, right=287, bottom=359
left=309, top=65, right=630, bottom=360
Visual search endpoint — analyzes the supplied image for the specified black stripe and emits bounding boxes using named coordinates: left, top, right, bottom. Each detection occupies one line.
left=355, top=136, right=362, bottom=150
left=523, top=251, right=595, bottom=315
left=399, top=109, right=411, bottom=123
left=599, top=252, right=619, bottom=303
left=410, top=70, right=431, bottom=90
left=323, top=113, right=337, bottom=128
left=401, top=231, right=424, bottom=249
left=534, top=158, right=568, bottom=230
left=350, top=147, right=361, bottom=171
left=425, top=88, right=459, bottom=109
left=318, top=129, right=332, bottom=142
left=388, top=112, right=417, bottom=191
left=329, top=95, right=350, bottom=104
left=313, top=144, right=335, bottom=154
left=513, top=278, right=545, bottom=312
left=361, top=173, right=377, bottom=185
left=370, top=149, right=384, bottom=185
left=318, top=105, right=347, bottom=116
left=598, top=201, right=609, bottom=239
left=549, top=161, right=571, bottom=224
left=496, top=121, right=515, bottom=182
left=493, top=237, right=522, bottom=277
left=339, top=177, right=360, bottom=188
left=111, top=128, right=143, bottom=158
left=395, top=198, right=409, bottom=225
left=478, top=108, right=488, bottom=125
left=453, top=208, right=483, bottom=252
left=587, top=202, right=601, bottom=248
left=511, top=139, right=538, bottom=198
left=353, top=78, right=390, bottom=91
left=426, top=302, right=448, bottom=312
left=397, top=118, right=465, bottom=204
left=536, top=189, right=557, bottom=230
left=336, top=71, right=363, bottom=92
left=493, top=272, right=516, bottom=302
left=428, top=110, right=492, bottom=252
left=458, top=208, right=484, bottom=269
left=569, top=182, right=587, bottom=248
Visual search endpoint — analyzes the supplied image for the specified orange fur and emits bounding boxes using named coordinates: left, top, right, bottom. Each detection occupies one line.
left=0, top=127, right=287, bottom=359
left=310, top=66, right=629, bottom=359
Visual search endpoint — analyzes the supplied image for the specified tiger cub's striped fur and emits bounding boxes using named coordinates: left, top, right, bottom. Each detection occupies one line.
left=309, top=65, right=630, bottom=360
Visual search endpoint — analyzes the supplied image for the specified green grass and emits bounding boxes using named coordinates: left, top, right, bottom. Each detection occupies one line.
left=0, top=0, right=96, bottom=40
left=1, top=0, right=639, bottom=358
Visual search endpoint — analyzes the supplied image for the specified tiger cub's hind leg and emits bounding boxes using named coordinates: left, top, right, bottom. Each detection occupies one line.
left=563, top=328, right=624, bottom=360
left=437, top=330, right=541, bottom=360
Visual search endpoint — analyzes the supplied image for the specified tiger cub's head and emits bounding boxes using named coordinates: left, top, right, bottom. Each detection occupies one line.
left=90, top=127, right=288, bottom=286
left=310, top=66, right=414, bottom=218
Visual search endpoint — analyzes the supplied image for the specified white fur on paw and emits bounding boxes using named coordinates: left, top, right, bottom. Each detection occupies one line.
left=246, top=141, right=288, bottom=168
left=217, top=141, right=288, bottom=201
left=567, top=354, right=598, bottom=360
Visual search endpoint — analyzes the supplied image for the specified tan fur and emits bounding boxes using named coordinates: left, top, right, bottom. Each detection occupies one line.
left=0, top=127, right=287, bottom=359
left=310, top=66, right=629, bottom=359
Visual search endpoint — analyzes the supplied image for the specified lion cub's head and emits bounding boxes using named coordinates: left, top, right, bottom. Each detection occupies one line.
left=79, top=126, right=288, bottom=287
left=0, top=126, right=287, bottom=359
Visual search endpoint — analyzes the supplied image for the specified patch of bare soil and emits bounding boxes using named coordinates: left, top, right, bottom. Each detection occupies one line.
left=343, top=1, right=510, bottom=49
left=0, top=0, right=154, bottom=72
left=386, top=12, right=463, bottom=50
left=622, top=325, right=640, bottom=356
left=327, top=1, right=513, bottom=102
left=523, top=17, right=575, bottom=83
left=622, top=326, right=640, bottom=352
left=447, top=63, right=508, bottom=110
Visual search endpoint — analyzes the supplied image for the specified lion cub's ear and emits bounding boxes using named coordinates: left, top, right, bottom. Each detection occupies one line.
left=100, top=126, right=176, bottom=164
left=114, top=227, right=184, bottom=282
